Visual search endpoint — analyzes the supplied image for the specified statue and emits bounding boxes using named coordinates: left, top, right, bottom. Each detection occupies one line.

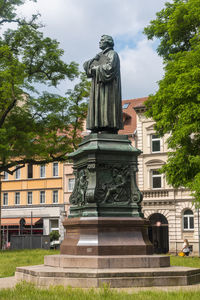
left=83, top=35, right=123, bottom=134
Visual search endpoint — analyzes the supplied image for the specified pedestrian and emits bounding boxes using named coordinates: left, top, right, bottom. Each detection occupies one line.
left=181, top=239, right=190, bottom=256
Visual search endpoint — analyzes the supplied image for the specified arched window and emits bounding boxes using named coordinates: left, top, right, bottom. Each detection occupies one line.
left=183, top=209, right=194, bottom=230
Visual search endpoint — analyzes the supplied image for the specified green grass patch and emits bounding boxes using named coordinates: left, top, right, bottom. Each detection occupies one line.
left=0, top=282, right=200, bottom=300
left=170, top=255, right=200, bottom=268
left=0, top=249, right=59, bottom=278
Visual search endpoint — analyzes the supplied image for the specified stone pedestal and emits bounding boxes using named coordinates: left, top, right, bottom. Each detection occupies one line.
left=60, top=217, right=153, bottom=255
left=61, top=133, right=153, bottom=255
left=68, top=133, right=143, bottom=218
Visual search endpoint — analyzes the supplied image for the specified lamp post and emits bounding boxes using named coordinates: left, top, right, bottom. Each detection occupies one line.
left=0, top=173, right=5, bottom=250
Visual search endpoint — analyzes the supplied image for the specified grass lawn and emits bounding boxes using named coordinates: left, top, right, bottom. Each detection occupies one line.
left=0, top=282, right=200, bottom=300
left=0, top=249, right=59, bottom=278
left=170, top=255, right=200, bottom=268
left=0, top=252, right=200, bottom=299
left=1, top=249, right=199, bottom=278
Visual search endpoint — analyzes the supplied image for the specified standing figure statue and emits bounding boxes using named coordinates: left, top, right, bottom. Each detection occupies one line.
left=83, top=35, right=123, bottom=134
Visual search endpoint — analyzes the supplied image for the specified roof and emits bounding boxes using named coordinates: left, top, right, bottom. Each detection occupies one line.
left=119, top=97, right=148, bottom=135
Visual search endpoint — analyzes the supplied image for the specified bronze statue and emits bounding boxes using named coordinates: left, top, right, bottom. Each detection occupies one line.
left=83, top=35, right=123, bottom=134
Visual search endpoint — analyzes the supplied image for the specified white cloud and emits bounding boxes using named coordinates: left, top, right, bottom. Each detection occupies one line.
left=17, top=0, right=169, bottom=99
left=120, top=39, right=164, bottom=99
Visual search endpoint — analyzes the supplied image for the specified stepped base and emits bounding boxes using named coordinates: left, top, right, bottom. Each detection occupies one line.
left=15, top=264, right=200, bottom=288
left=15, top=254, right=200, bottom=287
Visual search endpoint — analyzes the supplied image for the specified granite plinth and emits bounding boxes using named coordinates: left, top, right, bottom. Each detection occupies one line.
left=15, top=264, right=200, bottom=288
left=44, top=254, right=170, bottom=269
left=60, top=217, right=153, bottom=255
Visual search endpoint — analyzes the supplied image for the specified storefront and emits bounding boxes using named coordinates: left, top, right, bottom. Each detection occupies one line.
left=1, top=217, right=43, bottom=248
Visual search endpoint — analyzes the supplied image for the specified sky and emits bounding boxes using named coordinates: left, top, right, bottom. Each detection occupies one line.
left=17, top=0, right=170, bottom=100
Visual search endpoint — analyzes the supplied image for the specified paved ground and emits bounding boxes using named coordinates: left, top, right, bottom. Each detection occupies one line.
left=0, top=277, right=16, bottom=289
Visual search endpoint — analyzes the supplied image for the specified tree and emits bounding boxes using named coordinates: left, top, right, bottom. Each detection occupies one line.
left=144, top=0, right=200, bottom=203
left=0, top=0, right=90, bottom=175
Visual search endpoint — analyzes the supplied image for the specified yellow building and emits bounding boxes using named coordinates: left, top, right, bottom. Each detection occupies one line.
left=1, top=162, right=65, bottom=246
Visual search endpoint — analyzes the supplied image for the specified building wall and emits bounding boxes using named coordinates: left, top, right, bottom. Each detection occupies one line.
left=63, top=163, right=74, bottom=216
left=1, top=162, right=65, bottom=243
left=135, top=107, right=199, bottom=255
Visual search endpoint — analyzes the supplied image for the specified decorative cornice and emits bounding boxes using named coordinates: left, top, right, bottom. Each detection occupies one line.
left=142, top=200, right=174, bottom=206
left=2, top=204, right=65, bottom=210
left=2, top=187, right=62, bottom=192
left=2, top=177, right=62, bottom=183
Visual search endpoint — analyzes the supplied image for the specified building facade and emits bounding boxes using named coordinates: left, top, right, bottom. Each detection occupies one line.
left=1, top=162, right=65, bottom=246
left=134, top=104, right=200, bottom=255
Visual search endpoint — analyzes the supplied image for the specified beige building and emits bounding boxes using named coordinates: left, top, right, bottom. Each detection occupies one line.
left=1, top=162, right=65, bottom=246
left=134, top=102, right=199, bottom=255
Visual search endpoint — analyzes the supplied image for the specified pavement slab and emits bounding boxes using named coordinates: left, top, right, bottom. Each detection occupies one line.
left=0, top=277, right=16, bottom=289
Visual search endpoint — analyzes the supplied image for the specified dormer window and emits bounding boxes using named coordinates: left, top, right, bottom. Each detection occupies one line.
left=122, top=103, right=130, bottom=109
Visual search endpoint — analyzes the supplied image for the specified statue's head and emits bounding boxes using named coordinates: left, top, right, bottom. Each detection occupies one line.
left=99, top=35, right=114, bottom=50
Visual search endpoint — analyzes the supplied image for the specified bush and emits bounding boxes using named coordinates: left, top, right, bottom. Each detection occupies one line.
left=49, top=231, right=60, bottom=242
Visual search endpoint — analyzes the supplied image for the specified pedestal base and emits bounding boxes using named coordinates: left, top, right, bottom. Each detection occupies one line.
left=15, top=259, right=200, bottom=288
left=44, top=254, right=170, bottom=269
left=60, top=217, right=153, bottom=255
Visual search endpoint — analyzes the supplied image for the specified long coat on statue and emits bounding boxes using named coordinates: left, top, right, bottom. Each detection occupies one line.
left=83, top=47, right=123, bottom=132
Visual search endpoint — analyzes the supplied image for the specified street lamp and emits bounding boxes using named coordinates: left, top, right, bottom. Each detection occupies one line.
left=0, top=173, right=5, bottom=250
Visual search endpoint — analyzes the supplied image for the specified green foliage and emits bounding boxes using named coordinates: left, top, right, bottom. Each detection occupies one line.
left=144, top=0, right=200, bottom=60
left=0, top=1, right=37, bottom=27
left=144, top=0, right=200, bottom=203
left=0, top=1, right=90, bottom=174
left=49, top=231, right=60, bottom=242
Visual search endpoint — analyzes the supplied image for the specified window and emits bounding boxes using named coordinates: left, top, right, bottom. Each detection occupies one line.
left=53, top=162, right=58, bottom=177
left=40, top=165, right=45, bottom=178
left=15, top=192, right=20, bottom=205
left=152, top=170, right=162, bottom=189
left=27, top=191, right=33, bottom=205
left=27, top=164, right=33, bottom=178
left=3, top=172, right=8, bottom=180
left=151, top=135, right=161, bottom=152
left=15, top=168, right=21, bottom=179
left=3, top=193, right=8, bottom=206
left=53, top=190, right=58, bottom=203
left=68, top=178, right=75, bottom=192
left=122, top=103, right=130, bottom=109
left=183, top=209, right=194, bottom=230
left=40, top=191, right=45, bottom=204
left=50, top=219, right=59, bottom=232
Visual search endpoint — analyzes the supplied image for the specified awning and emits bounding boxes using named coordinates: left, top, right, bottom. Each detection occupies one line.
left=1, top=217, right=42, bottom=226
